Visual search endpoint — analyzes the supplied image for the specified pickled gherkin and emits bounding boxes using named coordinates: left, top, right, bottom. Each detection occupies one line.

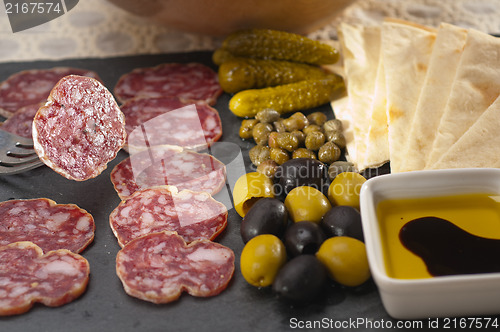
left=229, top=74, right=345, bottom=118
left=221, top=29, right=339, bottom=65
left=218, top=57, right=329, bottom=93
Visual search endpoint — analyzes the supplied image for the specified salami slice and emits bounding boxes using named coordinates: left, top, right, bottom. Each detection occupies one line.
left=116, top=231, right=234, bottom=304
left=0, top=241, right=90, bottom=316
left=0, top=67, right=101, bottom=118
left=121, top=97, right=222, bottom=151
left=114, top=63, right=222, bottom=105
left=32, top=75, right=127, bottom=181
left=110, top=145, right=226, bottom=200
left=0, top=198, right=95, bottom=253
left=1, top=102, right=42, bottom=138
left=110, top=186, right=227, bottom=247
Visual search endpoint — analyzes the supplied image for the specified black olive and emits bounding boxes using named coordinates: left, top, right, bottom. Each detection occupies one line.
left=275, top=158, right=328, bottom=196
left=240, top=198, right=288, bottom=243
left=272, top=255, right=327, bottom=303
left=284, top=221, right=326, bottom=257
left=321, top=205, right=364, bottom=242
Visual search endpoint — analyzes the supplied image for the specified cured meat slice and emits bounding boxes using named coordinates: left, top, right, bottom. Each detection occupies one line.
left=1, top=102, right=42, bottom=138
left=113, top=63, right=222, bottom=105
left=32, top=75, right=127, bottom=181
left=0, top=241, right=90, bottom=316
left=110, top=145, right=226, bottom=200
left=110, top=186, right=227, bottom=247
left=0, top=67, right=101, bottom=118
left=121, top=97, right=222, bottom=151
left=0, top=198, right=95, bottom=253
left=116, top=231, right=234, bottom=304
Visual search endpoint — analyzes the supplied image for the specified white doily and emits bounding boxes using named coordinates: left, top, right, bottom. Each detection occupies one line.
left=0, top=0, right=498, bottom=62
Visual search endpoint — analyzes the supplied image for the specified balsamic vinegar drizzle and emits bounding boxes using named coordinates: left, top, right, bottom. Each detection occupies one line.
left=399, top=217, right=500, bottom=276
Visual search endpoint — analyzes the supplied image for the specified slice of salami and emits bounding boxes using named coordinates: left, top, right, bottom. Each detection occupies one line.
left=116, top=231, right=234, bottom=304
left=1, top=102, right=42, bottom=138
left=0, top=241, right=90, bottom=316
left=114, top=63, right=222, bottom=105
left=0, top=67, right=101, bottom=118
left=0, top=198, right=95, bottom=253
left=110, top=186, right=227, bottom=247
left=32, top=75, right=127, bottom=181
left=121, top=97, right=222, bottom=151
left=110, top=145, right=226, bottom=200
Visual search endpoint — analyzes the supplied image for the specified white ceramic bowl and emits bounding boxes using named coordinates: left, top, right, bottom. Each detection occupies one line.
left=360, top=168, right=500, bottom=319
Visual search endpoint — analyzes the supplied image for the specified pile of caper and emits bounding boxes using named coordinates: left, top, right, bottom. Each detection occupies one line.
left=240, top=108, right=347, bottom=173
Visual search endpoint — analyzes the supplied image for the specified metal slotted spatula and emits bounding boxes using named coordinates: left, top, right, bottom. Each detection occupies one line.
left=0, top=129, right=43, bottom=175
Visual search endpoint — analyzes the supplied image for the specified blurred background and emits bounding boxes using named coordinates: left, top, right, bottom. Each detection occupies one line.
left=0, top=0, right=498, bottom=62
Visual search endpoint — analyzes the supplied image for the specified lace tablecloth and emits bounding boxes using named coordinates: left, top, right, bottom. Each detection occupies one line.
left=0, top=0, right=499, bottom=62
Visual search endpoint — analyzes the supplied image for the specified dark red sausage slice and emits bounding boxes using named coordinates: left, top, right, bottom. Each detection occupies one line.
left=116, top=231, right=234, bottom=304
left=0, top=198, right=95, bottom=253
left=121, top=97, right=222, bottom=151
left=32, top=75, right=127, bottom=181
left=110, top=145, right=226, bottom=200
left=0, top=67, right=101, bottom=118
left=114, top=63, right=222, bottom=105
left=0, top=242, right=90, bottom=316
left=1, top=102, right=42, bottom=138
left=110, top=186, right=228, bottom=247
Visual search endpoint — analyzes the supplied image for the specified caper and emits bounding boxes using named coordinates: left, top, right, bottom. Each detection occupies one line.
left=291, top=130, right=305, bottom=147
left=273, top=119, right=287, bottom=133
left=318, top=141, right=341, bottom=164
left=323, top=119, right=343, bottom=133
left=292, top=148, right=316, bottom=159
left=239, top=119, right=259, bottom=140
left=252, top=122, right=273, bottom=145
left=276, top=132, right=299, bottom=152
left=325, top=130, right=346, bottom=149
left=255, top=108, right=281, bottom=123
left=268, top=132, right=280, bottom=148
left=305, top=131, right=325, bottom=151
left=270, top=147, right=290, bottom=165
left=302, top=124, right=322, bottom=136
left=257, top=159, right=279, bottom=179
left=327, top=161, right=357, bottom=181
left=249, top=145, right=270, bottom=166
left=307, top=112, right=327, bottom=126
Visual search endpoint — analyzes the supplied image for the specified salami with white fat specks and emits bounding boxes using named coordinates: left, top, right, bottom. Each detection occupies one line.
left=116, top=231, right=234, bottom=304
left=32, top=75, right=127, bottom=181
left=0, top=242, right=89, bottom=316
left=110, top=186, right=227, bottom=247
left=113, top=63, right=222, bottom=105
left=1, top=102, right=42, bottom=138
left=0, top=67, right=101, bottom=118
left=0, top=198, right=94, bottom=254
left=110, top=145, right=226, bottom=200
left=121, top=97, right=222, bottom=151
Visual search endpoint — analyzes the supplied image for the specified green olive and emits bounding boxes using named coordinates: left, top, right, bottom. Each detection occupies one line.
left=327, top=172, right=366, bottom=209
left=284, top=186, right=332, bottom=223
left=249, top=145, right=270, bottom=166
left=240, top=234, right=287, bottom=287
left=292, top=148, right=316, bottom=159
left=255, top=108, right=281, bottom=123
left=239, top=119, right=259, bottom=140
left=315, top=236, right=370, bottom=287
left=257, top=159, right=279, bottom=179
left=305, top=131, right=325, bottom=151
left=307, top=112, right=327, bottom=126
left=252, top=122, right=273, bottom=145
left=233, top=172, right=275, bottom=217
left=318, top=141, right=341, bottom=164
left=276, top=132, right=299, bottom=152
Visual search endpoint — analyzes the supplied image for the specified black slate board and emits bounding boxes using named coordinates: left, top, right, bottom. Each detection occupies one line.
left=0, top=51, right=430, bottom=332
